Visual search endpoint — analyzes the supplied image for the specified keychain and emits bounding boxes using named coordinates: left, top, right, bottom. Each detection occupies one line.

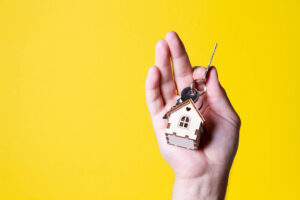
left=163, top=43, right=218, bottom=150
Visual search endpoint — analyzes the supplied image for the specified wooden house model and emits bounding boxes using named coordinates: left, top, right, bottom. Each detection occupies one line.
left=164, top=99, right=205, bottom=150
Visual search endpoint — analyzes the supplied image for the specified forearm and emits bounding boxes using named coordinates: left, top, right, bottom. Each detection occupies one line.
left=172, top=171, right=229, bottom=200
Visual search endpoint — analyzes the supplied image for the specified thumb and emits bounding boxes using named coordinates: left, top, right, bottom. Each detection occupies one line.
left=194, top=67, right=240, bottom=125
left=206, top=66, right=225, bottom=100
left=193, top=66, right=224, bottom=101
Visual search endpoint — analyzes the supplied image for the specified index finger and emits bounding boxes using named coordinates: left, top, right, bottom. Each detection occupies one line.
left=165, top=31, right=193, bottom=93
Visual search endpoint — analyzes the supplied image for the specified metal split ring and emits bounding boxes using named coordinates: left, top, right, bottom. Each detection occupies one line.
left=191, top=79, right=207, bottom=96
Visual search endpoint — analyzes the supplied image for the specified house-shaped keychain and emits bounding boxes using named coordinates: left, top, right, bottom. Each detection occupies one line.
left=164, top=99, right=205, bottom=150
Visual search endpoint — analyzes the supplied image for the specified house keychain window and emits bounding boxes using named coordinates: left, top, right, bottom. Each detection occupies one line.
left=179, top=116, right=190, bottom=128
left=163, top=43, right=218, bottom=150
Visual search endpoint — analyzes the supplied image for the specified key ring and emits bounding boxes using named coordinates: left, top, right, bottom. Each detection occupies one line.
left=190, top=79, right=206, bottom=110
left=192, top=79, right=206, bottom=96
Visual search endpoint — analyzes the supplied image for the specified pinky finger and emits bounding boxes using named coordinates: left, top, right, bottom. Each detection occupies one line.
left=145, top=66, right=165, bottom=116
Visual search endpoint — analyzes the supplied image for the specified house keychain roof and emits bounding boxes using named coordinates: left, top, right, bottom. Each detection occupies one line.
left=164, top=98, right=205, bottom=121
left=164, top=99, right=205, bottom=150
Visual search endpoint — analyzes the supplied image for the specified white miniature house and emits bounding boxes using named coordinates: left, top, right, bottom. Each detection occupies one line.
left=165, top=99, right=205, bottom=150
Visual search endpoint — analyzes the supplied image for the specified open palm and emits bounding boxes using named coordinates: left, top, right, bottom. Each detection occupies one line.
left=145, top=31, right=241, bottom=180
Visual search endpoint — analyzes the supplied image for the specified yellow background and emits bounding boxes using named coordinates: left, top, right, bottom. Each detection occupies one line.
left=0, top=0, right=299, bottom=199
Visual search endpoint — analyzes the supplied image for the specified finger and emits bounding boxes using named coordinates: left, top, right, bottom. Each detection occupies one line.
left=204, top=67, right=240, bottom=123
left=193, top=66, right=207, bottom=81
left=145, top=66, right=164, bottom=116
left=192, top=66, right=208, bottom=110
left=155, top=39, right=177, bottom=102
left=206, top=67, right=227, bottom=100
left=165, top=31, right=193, bottom=93
left=194, top=66, right=226, bottom=103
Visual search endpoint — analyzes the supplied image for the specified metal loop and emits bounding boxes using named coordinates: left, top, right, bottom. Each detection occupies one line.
left=192, top=66, right=207, bottom=84
left=193, top=80, right=207, bottom=96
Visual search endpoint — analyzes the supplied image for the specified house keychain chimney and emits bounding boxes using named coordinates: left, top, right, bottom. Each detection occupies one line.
left=163, top=43, right=218, bottom=150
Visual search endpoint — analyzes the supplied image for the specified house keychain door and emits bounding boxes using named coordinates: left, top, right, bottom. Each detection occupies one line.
left=163, top=43, right=218, bottom=150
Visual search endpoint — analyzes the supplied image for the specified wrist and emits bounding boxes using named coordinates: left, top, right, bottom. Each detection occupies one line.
left=172, top=169, right=229, bottom=200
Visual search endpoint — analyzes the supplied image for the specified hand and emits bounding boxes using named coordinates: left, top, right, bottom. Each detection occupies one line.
left=145, top=31, right=241, bottom=200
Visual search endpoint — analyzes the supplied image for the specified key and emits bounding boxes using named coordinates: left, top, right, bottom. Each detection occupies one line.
left=202, top=43, right=218, bottom=83
left=181, top=87, right=200, bottom=103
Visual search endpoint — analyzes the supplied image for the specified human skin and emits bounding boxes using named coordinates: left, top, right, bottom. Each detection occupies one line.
left=145, top=31, right=241, bottom=200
